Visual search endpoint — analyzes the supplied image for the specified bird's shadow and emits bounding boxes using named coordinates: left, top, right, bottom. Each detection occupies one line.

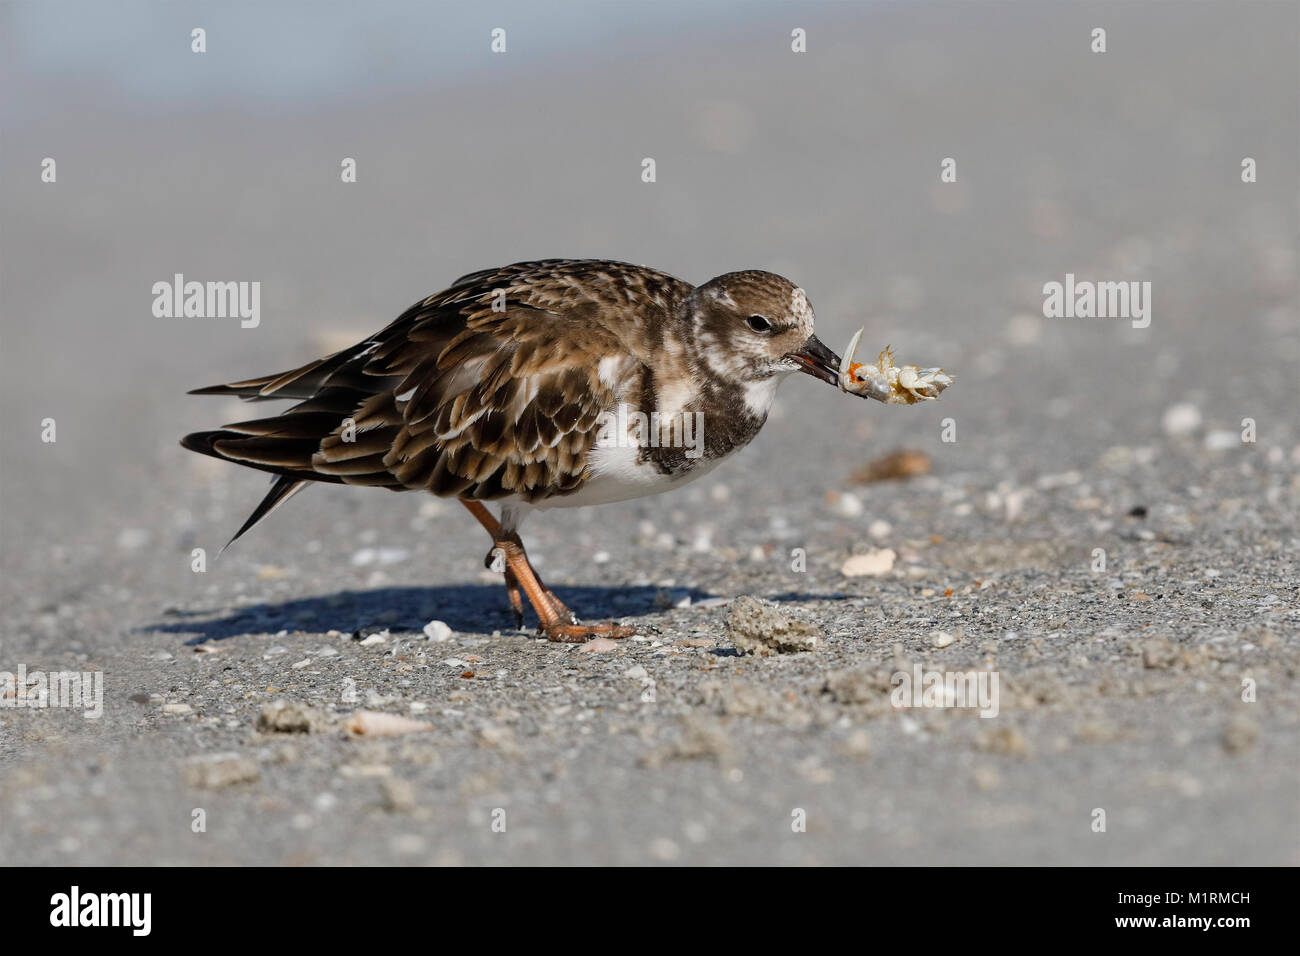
left=147, top=584, right=691, bottom=645
left=146, top=585, right=856, bottom=646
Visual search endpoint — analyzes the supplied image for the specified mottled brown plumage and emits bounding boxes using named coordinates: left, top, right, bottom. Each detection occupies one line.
left=183, top=258, right=846, bottom=639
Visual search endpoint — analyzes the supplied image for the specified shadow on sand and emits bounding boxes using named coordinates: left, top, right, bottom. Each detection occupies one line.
left=146, top=584, right=690, bottom=645
left=146, top=584, right=856, bottom=646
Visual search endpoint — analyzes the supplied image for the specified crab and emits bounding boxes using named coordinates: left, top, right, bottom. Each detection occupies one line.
left=837, top=327, right=953, bottom=405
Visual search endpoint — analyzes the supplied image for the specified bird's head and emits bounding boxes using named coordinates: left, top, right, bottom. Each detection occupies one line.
left=683, top=270, right=841, bottom=386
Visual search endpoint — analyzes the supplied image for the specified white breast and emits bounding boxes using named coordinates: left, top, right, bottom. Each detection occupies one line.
left=532, top=442, right=724, bottom=510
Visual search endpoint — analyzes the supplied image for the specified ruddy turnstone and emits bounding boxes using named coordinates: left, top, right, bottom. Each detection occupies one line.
left=183, top=259, right=950, bottom=641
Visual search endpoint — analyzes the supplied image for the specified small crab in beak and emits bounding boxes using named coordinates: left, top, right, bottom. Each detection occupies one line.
left=837, top=327, right=953, bottom=405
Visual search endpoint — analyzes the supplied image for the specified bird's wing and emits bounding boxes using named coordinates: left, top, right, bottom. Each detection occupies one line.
left=184, top=260, right=688, bottom=509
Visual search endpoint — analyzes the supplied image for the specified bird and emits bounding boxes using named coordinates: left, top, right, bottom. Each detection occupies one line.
left=182, top=258, right=854, bottom=642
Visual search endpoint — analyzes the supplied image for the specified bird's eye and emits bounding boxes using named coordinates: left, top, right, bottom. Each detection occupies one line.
left=746, top=314, right=773, bottom=333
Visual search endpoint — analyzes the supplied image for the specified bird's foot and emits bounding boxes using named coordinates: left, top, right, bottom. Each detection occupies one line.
left=540, top=620, right=638, bottom=643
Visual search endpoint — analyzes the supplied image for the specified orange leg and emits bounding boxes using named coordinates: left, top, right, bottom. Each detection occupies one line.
left=459, top=499, right=634, bottom=642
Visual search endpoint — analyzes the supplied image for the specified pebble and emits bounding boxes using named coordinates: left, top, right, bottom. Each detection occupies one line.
left=841, top=548, right=896, bottom=577
left=258, top=699, right=329, bottom=734
left=344, top=711, right=433, bottom=737
left=578, top=638, right=620, bottom=653
left=1162, top=402, right=1202, bottom=436
left=834, top=492, right=864, bottom=518
left=726, top=595, right=821, bottom=654
left=182, top=753, right=259, bottom=789
left=350, top=547, right=411, bottom=566
left=1204, top=430, right=1239, bottom=451
left=422, top=620, right=453, bottom=642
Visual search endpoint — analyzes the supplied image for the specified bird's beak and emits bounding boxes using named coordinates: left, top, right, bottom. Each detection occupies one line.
left=788, top=334, right=842, bottom=386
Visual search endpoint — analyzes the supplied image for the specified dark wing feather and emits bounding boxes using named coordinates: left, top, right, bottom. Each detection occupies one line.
left=220, top=476, right=308, bottom=551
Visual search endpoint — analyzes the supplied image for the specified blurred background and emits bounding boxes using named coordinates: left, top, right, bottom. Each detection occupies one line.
left=0, top=1, right=1296, bottom=865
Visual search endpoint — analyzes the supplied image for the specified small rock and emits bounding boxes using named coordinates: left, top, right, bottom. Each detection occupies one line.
left=182, top=753, right=259, bottom=789
left=726, top=595, right=821, bottom=654
left=1204, top=429, right=1239, bottom=451
left=258, top=699, right=329, bottom=734
left=422, top=620, right=453, bottom=642
left=842, top=548, right=896, bottom=577
left=344, top=711, right=433, bottom=737
left=834, top=491, right=864, bottom=517
left=578, top=637, right=620, bottom=653
left=850, top=450, right=931, bottom=484
left=679, top=637, right=715, bottom=648
left=930, top=631, right=957, bottom=648
left=1162, top=402, right=1202, bottom=436
left=162, top=703, right=193, bottom=715
left=350, top=547, right=410, bottom=567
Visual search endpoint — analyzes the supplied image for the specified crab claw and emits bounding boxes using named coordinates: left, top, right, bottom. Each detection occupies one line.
left=837, top=326, right=893, bottom=402
left=838, top=327, right=864, bottom=388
